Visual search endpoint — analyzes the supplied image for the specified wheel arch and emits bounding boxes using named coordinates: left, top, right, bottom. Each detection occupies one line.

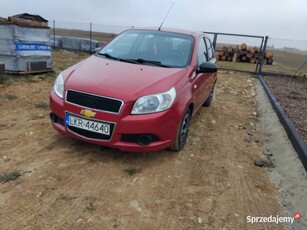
left=188, top=103, right=194, bottom=115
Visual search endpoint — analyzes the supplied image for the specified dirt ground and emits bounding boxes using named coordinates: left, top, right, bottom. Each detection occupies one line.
left=263, top=76, right=307, bottom=144
left=0, top=50, right=301, bottom=229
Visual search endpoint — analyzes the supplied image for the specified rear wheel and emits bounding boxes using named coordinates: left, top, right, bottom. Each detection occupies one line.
left=171, top=108, right=191, bottom=151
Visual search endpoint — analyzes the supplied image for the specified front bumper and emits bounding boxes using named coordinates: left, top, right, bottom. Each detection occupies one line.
left=49, top=90, right=183, bottom=152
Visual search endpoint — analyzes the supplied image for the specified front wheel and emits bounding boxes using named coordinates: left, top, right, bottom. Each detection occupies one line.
left=171, top=108, right=191, bottom=151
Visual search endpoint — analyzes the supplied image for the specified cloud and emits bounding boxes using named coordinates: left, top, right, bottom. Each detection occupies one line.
left=0, top=0, right=306, bottom=40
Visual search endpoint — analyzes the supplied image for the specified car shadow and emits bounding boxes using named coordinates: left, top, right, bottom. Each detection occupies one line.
left=49, top=133, right=179, bottom=166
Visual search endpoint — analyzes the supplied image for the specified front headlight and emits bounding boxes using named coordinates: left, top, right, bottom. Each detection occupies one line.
left=132, top=87, right=176, bottom=114
left=53, top=72, right=64, bottom=98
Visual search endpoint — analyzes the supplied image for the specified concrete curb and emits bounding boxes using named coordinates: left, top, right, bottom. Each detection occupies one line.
left=258, top=75, right=307, bottom=171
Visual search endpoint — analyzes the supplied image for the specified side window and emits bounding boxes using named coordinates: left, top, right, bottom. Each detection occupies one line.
left=197, top=38, right=207, bottom=65
left=205, top=37, right=214, bottom=60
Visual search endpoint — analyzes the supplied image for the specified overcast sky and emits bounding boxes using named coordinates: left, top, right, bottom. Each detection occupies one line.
left=1, top=0, right=306, bottom=42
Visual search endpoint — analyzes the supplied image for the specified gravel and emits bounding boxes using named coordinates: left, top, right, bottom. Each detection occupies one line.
left=263, top=76, right=307, bottom=144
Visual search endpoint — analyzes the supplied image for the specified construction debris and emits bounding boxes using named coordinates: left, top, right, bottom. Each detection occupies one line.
left=0, top=13, right=52, bottom=73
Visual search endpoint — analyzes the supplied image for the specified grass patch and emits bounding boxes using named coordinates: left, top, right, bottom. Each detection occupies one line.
left=123, top=167, right=142, bottom=176
left=0, top=74, right=37, bottom=85
left=41, top=72, right=55, bottom=78
left=217, top=61, right=257, bottom=72
left=56, top=65, right=69, bottom=72
left=4, top=93, right=17, bottom=100
left=0, top=170, right=22, bottom=183
left=0, top=75, right=11, bottom=85
left=35, top=102, right=49, bottom=110
left=20, top=76, right=37, bottom=83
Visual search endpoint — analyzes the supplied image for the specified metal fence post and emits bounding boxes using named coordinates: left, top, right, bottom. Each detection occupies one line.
left=255, top=37, right=265, bottom=74
left=258, top=36, right=269, bottom=75
left=212, top=33, right=217, bottom=50
left=90, top=22, right=92, bottom=53
left=53, top=20, right=56, bottom=50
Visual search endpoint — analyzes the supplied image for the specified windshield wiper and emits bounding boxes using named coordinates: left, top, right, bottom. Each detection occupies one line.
left=98, top=52, right=117, bottom=60
left=98, top=54, right=170, bottom=67
left=128, top=58, right=171, bottom=68
left=98, top=53, right=139, bottom=64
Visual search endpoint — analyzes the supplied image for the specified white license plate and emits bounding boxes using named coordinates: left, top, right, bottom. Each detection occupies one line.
left=66, top=114, right=110, bottom=135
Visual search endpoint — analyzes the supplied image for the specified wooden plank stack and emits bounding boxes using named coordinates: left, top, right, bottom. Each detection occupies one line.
left=215, top=43, right=273, bottom=65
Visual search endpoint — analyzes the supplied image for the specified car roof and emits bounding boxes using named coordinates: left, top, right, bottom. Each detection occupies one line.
left=126, top=27, right=204, bottom=38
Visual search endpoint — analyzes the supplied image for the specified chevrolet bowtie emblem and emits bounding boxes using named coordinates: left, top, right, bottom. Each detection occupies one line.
left=80, top=109, right=96, bottom=118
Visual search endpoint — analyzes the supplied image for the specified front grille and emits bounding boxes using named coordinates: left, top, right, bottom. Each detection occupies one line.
left=67, top=123, right=115, bottom=140
left=66, top=90, right=123, bottom=113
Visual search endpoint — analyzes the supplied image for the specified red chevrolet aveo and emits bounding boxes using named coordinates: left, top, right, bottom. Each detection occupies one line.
left=50, top=28, right=217, bottom=152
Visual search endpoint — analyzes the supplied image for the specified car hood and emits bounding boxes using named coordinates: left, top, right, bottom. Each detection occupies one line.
left=65, top=55, right=188, bottom=102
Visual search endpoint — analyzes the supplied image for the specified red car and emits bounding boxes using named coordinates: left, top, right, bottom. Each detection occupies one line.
left=50, top=28, right=217, bottom=152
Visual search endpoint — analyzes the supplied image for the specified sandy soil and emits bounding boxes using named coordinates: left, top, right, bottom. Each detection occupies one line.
left=0, top=50, right=303, bottom=229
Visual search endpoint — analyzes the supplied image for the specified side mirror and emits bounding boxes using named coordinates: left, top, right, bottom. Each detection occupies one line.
left=197, top=62, right=217, bottom=73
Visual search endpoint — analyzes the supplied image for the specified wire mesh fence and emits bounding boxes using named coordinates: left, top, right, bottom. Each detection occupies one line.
left=204, top=32, right=265, bottom=74
left=262, top=38, right=307, bottom=77
left=48, top=20, right=307, bottom=78
left=49, top=20, right=131, bottom=52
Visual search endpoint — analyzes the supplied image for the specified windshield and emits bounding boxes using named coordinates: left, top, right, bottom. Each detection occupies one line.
left=97, top=30, right=194, bottom=68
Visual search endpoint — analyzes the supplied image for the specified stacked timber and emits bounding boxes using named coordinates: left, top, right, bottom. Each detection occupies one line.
left=215, top=43, right=273, bottom=65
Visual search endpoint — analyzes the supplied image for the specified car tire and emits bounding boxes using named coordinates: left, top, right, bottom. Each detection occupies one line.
left=171, top=108, right=191, bottom=151
left=203, top=87, right=215, bottom=107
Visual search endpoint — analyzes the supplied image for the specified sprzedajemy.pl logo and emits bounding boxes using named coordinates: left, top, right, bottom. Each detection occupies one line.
left=247, top=212, right=301, bottom=224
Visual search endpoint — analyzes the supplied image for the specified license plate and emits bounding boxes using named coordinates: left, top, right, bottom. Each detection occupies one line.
left=66, top=113, right=110, bottom=136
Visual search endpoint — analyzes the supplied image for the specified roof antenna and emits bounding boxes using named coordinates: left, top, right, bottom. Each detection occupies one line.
left=158, top=1, right=175, bottom=31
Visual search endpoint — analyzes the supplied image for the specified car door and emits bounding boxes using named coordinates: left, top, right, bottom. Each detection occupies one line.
left=192, top=36, right=211, bottom=111
left=204, top=37, right=217, bottom=91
